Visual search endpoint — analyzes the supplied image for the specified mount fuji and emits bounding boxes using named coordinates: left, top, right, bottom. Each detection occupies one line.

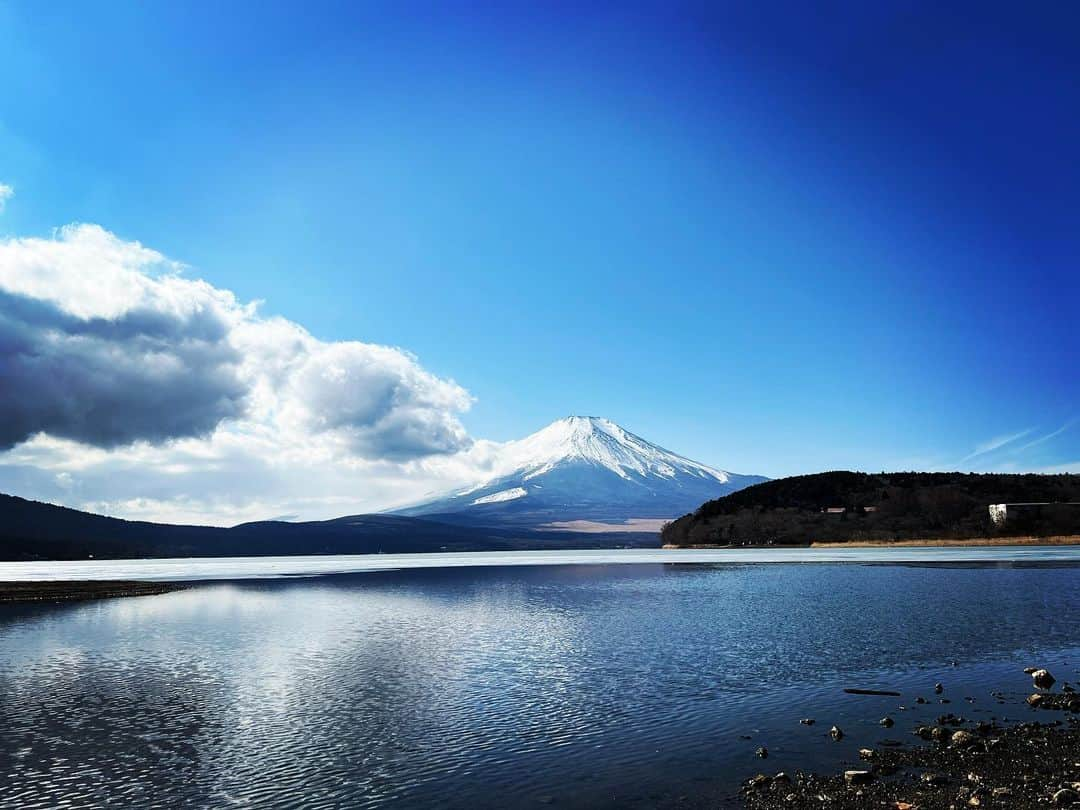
left=394, top=416, right=768, bottom=529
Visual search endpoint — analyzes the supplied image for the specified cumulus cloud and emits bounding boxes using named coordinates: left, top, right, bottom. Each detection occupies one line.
left=0, top=221, right=479, bottom=521
left=284, top=341, right=472, bottom=460
left=0, top=234, right=247, bottom=448
left=0, top=184, right=13, bottom=212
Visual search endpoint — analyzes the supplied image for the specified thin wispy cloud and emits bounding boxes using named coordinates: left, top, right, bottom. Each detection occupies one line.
left=951, top=420, right=1078, bottom=471
left=1011, top=418, right=1078, bottom=454
left=0, top=183, right=13, bottom=212
left=956, top=429, right=1033, bottom=465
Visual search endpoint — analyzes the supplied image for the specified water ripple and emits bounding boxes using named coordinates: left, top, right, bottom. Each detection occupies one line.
left=1, top=564, right=1079, bottom=808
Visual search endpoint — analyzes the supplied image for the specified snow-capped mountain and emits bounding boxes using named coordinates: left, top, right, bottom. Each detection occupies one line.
left=394, top=416, right=767, bottom=527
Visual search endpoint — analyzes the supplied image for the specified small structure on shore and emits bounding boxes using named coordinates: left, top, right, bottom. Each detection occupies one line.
left=989, top=502, right=1080, bottom=527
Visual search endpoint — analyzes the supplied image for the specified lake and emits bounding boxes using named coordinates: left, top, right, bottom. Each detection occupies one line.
left=2, top=556, right=1079, bottom=808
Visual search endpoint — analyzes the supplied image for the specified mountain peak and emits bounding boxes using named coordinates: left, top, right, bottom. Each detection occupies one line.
left=553, top=415, right=613, bottom=434
left=507, top=416, right=730, bottom=483
left=392, top=416, right=768, bottom=525
left=549, top=415, right=619, bottom=440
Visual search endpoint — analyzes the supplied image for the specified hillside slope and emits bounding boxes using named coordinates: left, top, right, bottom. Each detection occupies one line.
left=661, top=471, right=1080, bottom=546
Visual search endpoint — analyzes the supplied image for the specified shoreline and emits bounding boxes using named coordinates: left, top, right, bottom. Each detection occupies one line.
left=664, top=535, right=1080, bottom=550
left=812, top=535, right=1080, bottom=548
left=0, top=580, right=186, bottom=603
left=741, top=668, right=1080, bottom=808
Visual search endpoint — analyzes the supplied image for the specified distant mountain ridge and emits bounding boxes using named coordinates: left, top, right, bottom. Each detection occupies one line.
left=394, top=416, right=767, bottom=526
left=0, top=493, right=658, bottom=561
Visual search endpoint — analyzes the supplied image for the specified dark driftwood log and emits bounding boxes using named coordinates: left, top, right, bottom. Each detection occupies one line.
left=844, top=688, right=902, bottom=696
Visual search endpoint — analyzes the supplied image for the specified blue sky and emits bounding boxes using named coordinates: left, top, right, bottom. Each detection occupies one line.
left=0, top=0, right=1077, bottom=496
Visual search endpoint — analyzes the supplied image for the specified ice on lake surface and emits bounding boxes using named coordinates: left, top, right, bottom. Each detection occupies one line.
left=2, top=545, right=1080, bottom=582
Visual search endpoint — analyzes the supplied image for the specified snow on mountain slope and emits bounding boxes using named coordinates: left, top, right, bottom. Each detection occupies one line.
left=498, top=416, right=732, bottom=482
left=471, top=487, right=528, bottom=505
left=394, top=416, right=768, bottom=527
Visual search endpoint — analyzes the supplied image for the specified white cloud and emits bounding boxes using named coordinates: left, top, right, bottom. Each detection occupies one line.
left=1031, top=461, right=1080, bottom=474
left=0, top=184, right=12, bottom=212
left=0, top=221, right=481, bottom=523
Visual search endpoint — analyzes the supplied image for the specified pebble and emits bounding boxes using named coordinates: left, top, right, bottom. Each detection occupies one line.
left=843, top=770, right=873, bottom=785
left=950, top=730, right=978, bottom=748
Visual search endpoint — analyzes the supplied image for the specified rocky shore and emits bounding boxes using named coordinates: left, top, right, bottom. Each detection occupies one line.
left=742, top=667, right=1080, bottom=808
left=0, top=580, right=185, bottom=603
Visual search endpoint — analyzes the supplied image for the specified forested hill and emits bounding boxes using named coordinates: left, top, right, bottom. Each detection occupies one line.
left=661, top=471, right=1080, bottom=547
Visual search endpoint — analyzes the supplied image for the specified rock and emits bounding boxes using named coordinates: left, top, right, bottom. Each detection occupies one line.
left=830, top=725, right=844, bottom=741
left=916, top=696, right=927, bottom=704
left=746, top=774, right=770, bottom=790
left=1028, top=693, right=1045, bottom=707
left=1033, top=669, right=1056, bottom=689
left=880, top=716, right=894, bottom=728
left=1069, top=700, right=1080, bottom=713
left=1024, top=667, right=1038, bottom=674
left=935, top=682, right=944, bottom=694
left=756, top=746, right=768, bottom=758
left=772, top=772, right=791, bottom=785
left=800, top=718, right=815, bottom=725
left=859, top=748, right=875, bottom=760
left=922, top=772, right=949, bottom=786
left=992, top=787, right=1013, bottom=798
left=844, top=770, right=874, bottom=785
left=1052, top=787, right=1079, bottom=806
left=929, top=726, right=953, bottom=743
left=950, top=730, right=978, bottom=748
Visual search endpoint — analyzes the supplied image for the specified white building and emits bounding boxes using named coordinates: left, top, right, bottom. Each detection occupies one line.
left=989, top=502, right=1080, bottom=527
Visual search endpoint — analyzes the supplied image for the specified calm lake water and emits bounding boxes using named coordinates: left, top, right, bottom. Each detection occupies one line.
left=2, top=560, right=1079, bottom=808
